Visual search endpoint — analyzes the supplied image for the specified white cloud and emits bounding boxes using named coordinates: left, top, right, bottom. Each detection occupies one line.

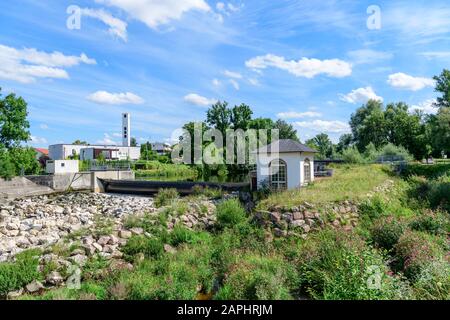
left=410, top=99, right=439, bottom=115
left=30, top=136, right=48, bottom=145
left=277, top=111, right=322, bottom=119
left=112, top=132, right=123, bottom=137
left=81, top=8, right=128, bottom=41
left=39, top=124, right=49, bottom=130
left=245, top=54, right=352, bottom=78
left=216, top=2, right=225, bottom=11
left=347, top=49, right=393, bottom=65
left=248, top=78, right=259, bottom=86
left=339, top=86, right=383, bottom=104
left=96, top=133, right=118, bottom=145
left=212, top=78, right=221, bottom=86
left=96, top=0, right=211, bottom=29
left=387, top=73, right=435, bottom=91
left=229, top=79, right=240, bottom=90
left=0, top=44, right=96, bottom=83
left=184, top=93, right=217, bottom=106
left=87, top=91, right=144, bottom=105
left=294, top=120, right=350, bottom=134
left=223, top=70, right=242, bottom=79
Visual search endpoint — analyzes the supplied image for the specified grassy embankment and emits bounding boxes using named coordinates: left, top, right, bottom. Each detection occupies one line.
left=132, top=161, right=198, bottom=180
left=3, top=164, right=449, bottom=300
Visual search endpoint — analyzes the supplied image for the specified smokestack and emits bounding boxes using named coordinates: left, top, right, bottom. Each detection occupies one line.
left=122, top=113, right=131, bottom=147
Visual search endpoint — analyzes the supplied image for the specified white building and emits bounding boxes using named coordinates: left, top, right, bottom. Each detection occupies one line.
left=151, top=142, right=172, bottom=156
left=48, top=113, right=141, bottom=161
left=254, top=139, right=317, bottom=190
left=46, top=160, right=79, bottom=174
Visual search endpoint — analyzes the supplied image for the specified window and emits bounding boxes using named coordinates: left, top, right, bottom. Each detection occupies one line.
left=269, top=159, right=287, bottom=190
left=304, top=158, right=311, bottom=183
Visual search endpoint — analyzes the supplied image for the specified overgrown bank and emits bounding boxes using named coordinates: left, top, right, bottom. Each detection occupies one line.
left=1, top=164, right=449, bottom=300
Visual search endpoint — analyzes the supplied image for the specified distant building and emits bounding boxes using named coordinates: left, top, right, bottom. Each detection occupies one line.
left=34, top=148, right=49, bottom=160
left=48, top=113, right=141, bottom=161
left=151, top=142, right=172, bottom=156
left=46, top=160, right=79, bottom=174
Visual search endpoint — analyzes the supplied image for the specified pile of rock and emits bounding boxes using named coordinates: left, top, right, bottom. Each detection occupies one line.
left=0, top=192, right=156, bottom=262
left=254, top=200, right=360, bottom=238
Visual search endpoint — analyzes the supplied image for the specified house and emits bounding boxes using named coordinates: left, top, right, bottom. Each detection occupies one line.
left=46, top=160, right=79, bottom=174
left=151, top=142, right=172, bottom=156
left=254, top=139, right=317, bottom=190
left=34, top=148, right=49, bottom=160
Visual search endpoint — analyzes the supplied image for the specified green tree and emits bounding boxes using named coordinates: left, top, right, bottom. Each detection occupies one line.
left=428, top=108, right=450, bottom=157
left=206, top=101, right=232, bottom=135
left=131, top=137, right=138, bottom=147
left=350, top=100, right=387, bottom=151
left=433, top=69, right=450, bottom=109
left=9, top=147, right=40, bottom=175
left=336, top=133, right=353, bottom=154
left=274, top=119, right=299, bottom=141
left=231, top=103, right=253, bottom=130
left=72, top=140, right=88, bottom=145
left=0, top=89, right=31, bottom=149
left=0, top=149, right=15, bottom=179
left=306, top=133, right=334, bottom=160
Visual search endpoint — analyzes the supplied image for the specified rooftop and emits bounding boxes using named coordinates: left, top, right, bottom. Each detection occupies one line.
left=253, top=139, right=317, bottom=154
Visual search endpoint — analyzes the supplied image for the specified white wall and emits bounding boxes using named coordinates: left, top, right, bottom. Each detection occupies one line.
left=256, top=152, right=315, bottom=190
left=49, top=145, right=141, bottom=161
left=46, top=160, right=79, bottom=174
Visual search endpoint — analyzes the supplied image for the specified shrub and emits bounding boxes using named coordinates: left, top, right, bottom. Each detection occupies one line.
left=394, top=231, right=445, bottom=280
left=409, top=211, right=449, bottom=236
left=342, top=146, right=365, bottom=164
left=294, top=229, right=400, bottom=300
left=122, top=236, right=164, bottom=261
left=215, top=253, right=296, bottom=300
left=168, top=225, right=211, bottom=247
left=0, top=149, right=15, bottom=179
left=154, top=188, right=179, bottom=207
left=0, top=249, right=41, bottom=295
left=370, top=217, right=406, bottom=251
left=374, top=143, right=413, bottom=162
left=192, top=185, right=223, bottom=199
left=358, top=195, right=389, bottom=221
left=216, top=199, right=247, bottom=229
left=413, top=259, right=450, bottom=300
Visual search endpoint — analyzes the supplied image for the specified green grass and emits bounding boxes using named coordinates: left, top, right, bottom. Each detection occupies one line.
left=260, top=164, right=393, bottom=209
left=133, top=161, right=197, bottom=180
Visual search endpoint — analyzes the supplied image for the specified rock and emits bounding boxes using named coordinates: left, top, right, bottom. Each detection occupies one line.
left=109, top=259, right=133, bottom=272
left=303, top=211, right=315, bottom=219
left=164, top=244, right=177, bottom=254
left=291, top=220, right=305, bottom=228
left=26, top=280, right=44, bottom=293
left=269, top=212, right=281, bottom=223
left=281, top=213, right=293, bottom=222
left=303, top=202, right=314, bottom=209
left=97, top=236, right=110, bottom=246
left=119, top=230, right=132, bottom=239
left=302, top=225, right=311, bottom=233
left=46, top=271, right=64, bottom=286
left=7, top=288, right=23, bottom=299
left=69, top=254, right=88, bottom=266
left=92, top=243, right=103, bottom=252
left=274, top=228, right=287, bottom=237
left=292, top=212, right=304, bottom=220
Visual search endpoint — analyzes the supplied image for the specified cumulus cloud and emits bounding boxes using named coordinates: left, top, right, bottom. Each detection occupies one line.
left=277, top=111, right=322, bottom=119
left=410, top=99, right=439, bottom=114
left=184, top=93, right=217, bottom=106
left=96, top=133, right=118, bottom=145
left=212, top=78, right=221, bottom=86
left=245, top=54, right=352, bottom=78
left=387, top=73, right=435, bottom=91
left=87, top=91, right=144, bottom=105
left=294, top=120, right=350, bottom=134
left=95, top=0, right=211, bottom=29
left=0, top=44, right=96, bottom=83
left=339, top=86, right=383, bottom=104
left=81, top=8, right=128, bottom=41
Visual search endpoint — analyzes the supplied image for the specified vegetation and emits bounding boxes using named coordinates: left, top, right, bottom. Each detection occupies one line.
left=133, top=161, right=197, bottom=180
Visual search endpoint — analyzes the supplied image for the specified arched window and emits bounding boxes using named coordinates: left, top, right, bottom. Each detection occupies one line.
left=304, top=158, right=311, bottom=183
left=269, top=159, right=287, bottom=190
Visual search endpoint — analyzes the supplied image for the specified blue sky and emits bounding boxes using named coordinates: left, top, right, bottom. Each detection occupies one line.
left=0, top=0, right=449, bottom=147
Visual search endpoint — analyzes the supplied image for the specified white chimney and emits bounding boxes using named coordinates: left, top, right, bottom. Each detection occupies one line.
left=122, top=113, right=131, bottom=147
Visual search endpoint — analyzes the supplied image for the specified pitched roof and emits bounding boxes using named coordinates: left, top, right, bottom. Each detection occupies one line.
left=34, top=148, right=49, bottom=155
left=253, top=139, right=317, bottom=154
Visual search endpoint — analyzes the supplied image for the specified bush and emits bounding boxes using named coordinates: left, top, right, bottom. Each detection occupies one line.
left=370, top=217, right=406, bottom=251
left=122, top=236, right=164, bottom=261
left=216, top=199, right=247, bottom=229
left=358, top=195, right=389, bottom=221
left=409, top=211, right=449, bottom=236
left=394, top=231, right=445, bottom=280
left=374, top=143, right=413, bottom=162
left=169, top=225, right=210, bottom=247
left=154, top=188, right=179, bottom=208
left=0, top=249, right=41, bottom=295
left=413, top=259, right=450, bottom=300
left=215, top=253, right=296, bottom=300
left=0, top=149, right=15, bottom=179
left=294, top=229, right=400, bottom=300
left=192, top=185, right=223, bottom=199
left=342, top=147, right=365, bottom=164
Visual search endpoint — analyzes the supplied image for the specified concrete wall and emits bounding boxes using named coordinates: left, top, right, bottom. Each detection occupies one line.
left=0, top=170, right=135, bottom=203
left=257, top=152, right=315, bottom=190
left=46, top=160, right=79, bottom=174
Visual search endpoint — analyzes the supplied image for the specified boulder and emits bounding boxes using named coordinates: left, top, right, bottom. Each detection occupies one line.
left=292, top=212, right=304, bottom=220
left=46, top=271, right=64, bottom=286
left=26, top=280, right=44, bottom=293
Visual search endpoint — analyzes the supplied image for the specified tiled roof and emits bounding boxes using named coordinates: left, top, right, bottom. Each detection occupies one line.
left=253, top=139, right=317, bottom=154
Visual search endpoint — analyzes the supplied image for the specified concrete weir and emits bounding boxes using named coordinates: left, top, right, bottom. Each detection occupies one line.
left=0, top=171, right=135, bottom=202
